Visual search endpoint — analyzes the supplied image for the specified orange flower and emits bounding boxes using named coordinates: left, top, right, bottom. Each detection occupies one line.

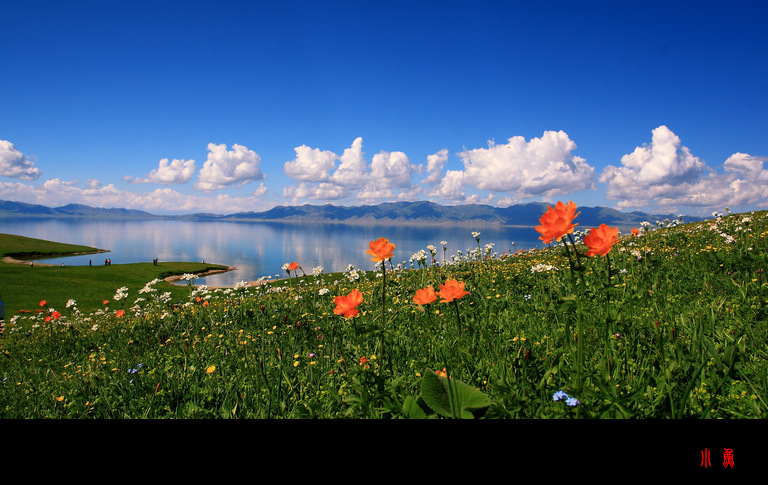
left=39, top=300, right=46, bottom=307
left=334, top=289, right=363, bottom=318
left=288, top=262, right=300, bottom=271
left=116, top=310, right=125, bottom=317
left=631, top=228, right=639, bottom=237
left=366, top=237, right=395, bottom=262
left=413, top=286, right=438, bottom=306
left=51, top=311, right=61, bottom=320
left=535, top=201, right=580, bottom=244
left=583, top=223, right=619, bottom=257
left=359, top=356, right=368, bottom=365
left=437, top=279, right=470, bottom=303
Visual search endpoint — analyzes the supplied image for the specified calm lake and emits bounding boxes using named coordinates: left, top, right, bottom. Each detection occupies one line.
left=2, top=218, right=549, bottom=286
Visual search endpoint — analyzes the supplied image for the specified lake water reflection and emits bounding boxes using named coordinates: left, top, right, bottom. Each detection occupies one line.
left=2, top=218, right=548, bottom=286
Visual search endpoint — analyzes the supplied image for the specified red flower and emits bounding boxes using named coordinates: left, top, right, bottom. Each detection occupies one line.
left=534, top=201, right=580, bottom=244
left=39, top=300, right=46, bottom=307
left=51, top=311, right=61, bottom=320
left=583, top=223, right=620, bottom=257
left=116, top=310, right=125, bottom=317
left=334, top=289, right=363, bottom=318
left=359, top=356, right=368, bottom=365
left=366, top=237, right=395, bottom=262
left=631, top=228, right=639, bottom=237
left=437, top=279, right=470, bottom=303
left=413, top=286, right=438, bottom=306
left=288, top=262, right=300, bottom=271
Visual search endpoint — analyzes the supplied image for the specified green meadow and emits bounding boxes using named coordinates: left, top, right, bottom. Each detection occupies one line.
left=1, top=206, right=766, bottom=419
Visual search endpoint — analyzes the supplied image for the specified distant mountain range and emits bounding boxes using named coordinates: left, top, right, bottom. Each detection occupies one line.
left=0, top=199, right=704, bottom=228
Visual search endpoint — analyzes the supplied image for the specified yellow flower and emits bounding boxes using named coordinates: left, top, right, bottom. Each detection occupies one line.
left=206, top=365, right=216, bottom=374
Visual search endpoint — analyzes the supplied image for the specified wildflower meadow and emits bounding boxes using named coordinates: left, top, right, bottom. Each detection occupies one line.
left=1, top=204, right=767, bottom=419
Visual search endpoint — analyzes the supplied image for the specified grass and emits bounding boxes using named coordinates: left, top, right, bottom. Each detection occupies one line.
left=1, top=207, right=767, bottom=419
left=0, top=232, right=230, bottom=317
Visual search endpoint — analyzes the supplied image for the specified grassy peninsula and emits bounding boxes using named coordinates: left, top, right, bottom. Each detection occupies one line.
left=0, top=233, right=230, bottom=316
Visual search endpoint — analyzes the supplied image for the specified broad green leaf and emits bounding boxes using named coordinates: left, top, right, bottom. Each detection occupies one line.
left=420, top=368, right=492, bottom=419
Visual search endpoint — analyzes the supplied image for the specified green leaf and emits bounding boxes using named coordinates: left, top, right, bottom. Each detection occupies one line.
left=420, top=368, right=492, bottom=419
left=401, top=395, right=430, bottom=419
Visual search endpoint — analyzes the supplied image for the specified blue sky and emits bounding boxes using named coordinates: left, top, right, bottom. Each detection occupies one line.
left=1, top=0, right=766, bottom=216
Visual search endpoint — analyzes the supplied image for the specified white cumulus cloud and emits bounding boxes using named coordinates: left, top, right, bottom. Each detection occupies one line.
left=368, top=150, right=417, bottom=189
left=423, top=148, right=449, bottom=186
left=427, top=169, right=467, bottom=201
left=0, top=140, right=42, bottom=180
left=283, top=145, right=337, bottom=182
left=282, top=137, right=421, bottom=204
left=127, top=158, right=196, bottom=185
left=599, top=125, right=705, bottom=194
left=600, top=126, right=768, bottom=213
left=283, top=182, right=346, bottom=201
left=330, top=137, right=368, bottom=186
left=456, top=130, right=596, bottom=199
left=194, top=143, right=265, bottom=192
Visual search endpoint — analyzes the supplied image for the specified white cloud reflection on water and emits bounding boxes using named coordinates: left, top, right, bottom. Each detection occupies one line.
left=3, top=218, right=546, bottom=286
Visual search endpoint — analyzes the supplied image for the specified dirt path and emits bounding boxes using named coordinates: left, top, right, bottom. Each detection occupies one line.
left=2, top=256, right=56, bottom=266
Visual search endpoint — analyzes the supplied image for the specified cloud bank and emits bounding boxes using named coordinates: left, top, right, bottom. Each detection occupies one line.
left=1, top=127, right=766, bottom=216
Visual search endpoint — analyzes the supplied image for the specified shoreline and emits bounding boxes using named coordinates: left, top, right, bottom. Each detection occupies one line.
left=2, top=255, right=245, bottom=288
left=164, top=267, right=284, bottom=289
left=2, top=249, right=110, bottom=266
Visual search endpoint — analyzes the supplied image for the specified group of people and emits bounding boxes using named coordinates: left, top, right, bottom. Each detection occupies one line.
left=28, top=257, right=174, bottom=268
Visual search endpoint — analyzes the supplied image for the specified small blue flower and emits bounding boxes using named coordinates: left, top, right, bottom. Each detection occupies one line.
left=566, top=397, right=580, bottom=407
left=553, top=390, right=568, bottom=401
